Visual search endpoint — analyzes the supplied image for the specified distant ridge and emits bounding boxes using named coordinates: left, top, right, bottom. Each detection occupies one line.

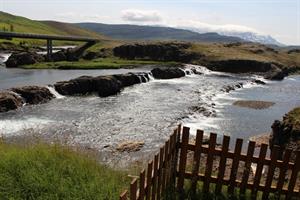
left=75, top=23, right=244, bottom=43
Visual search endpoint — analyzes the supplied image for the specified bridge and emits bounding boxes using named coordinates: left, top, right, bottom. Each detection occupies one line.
left=0, top=31, right=99, bottom=60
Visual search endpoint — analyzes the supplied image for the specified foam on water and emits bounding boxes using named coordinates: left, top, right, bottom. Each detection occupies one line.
left=46, top=86, right=65, bottom=99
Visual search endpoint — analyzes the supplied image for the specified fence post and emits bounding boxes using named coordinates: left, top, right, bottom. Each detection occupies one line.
left=151, top=154, right=159, bottom=200
left=139, top=170, right=146, bottom=200
left=228, top=138, right=243, bottom=195
left=157, top=147, right=164, bottom=200
left=130, top=178, right=138, bottom=200
left=191, top=130, right=203, bottom=195
left=146, top=161, right=153, bottom=200
left=276, top=149, right=292, bottom=195
left=240, top=141, right=256, bottom=195
left=177, top=127, right=190, bottom=196
left=203, top=133, right=217, bottom=193
left=215, top=135, right=230, bottom=194
left=286, top=151, right=300, bottom=200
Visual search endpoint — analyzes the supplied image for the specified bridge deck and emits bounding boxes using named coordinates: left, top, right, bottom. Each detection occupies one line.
left=0, top=31, right=99, bottom=42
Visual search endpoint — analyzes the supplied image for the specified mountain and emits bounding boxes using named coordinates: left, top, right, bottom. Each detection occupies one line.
left=75, top=23, right=244, bottom=43
left=0, top=11, right=104, bottom=39
left=219, top=31, right=283, bottom=46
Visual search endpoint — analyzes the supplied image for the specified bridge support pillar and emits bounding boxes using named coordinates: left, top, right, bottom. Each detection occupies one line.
left=46, top=39, right=53, bottom=60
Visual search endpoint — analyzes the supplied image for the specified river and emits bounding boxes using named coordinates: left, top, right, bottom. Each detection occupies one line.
left=1, top=53, right=300, bottom=167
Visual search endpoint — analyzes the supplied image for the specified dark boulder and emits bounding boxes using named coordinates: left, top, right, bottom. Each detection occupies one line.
left=264, top=67, right=288, bottom=80
left=252, top=79, right=266, bottom=85
left=6, top=52, right=44, bottom=68
left=0, top=91, right=24, bottom=112
left=54, top=76, right=95, bottom=95
left=11, top=86, right=54, bottom=104
left=82, top=51, right=99, bottom=60
left=93, top=76, right=122, bottom=97
left=113, top=73, right=141, bottom=87
left=151, top=68, right=185, bottom=79
left=50, top=51, right=67, bottom=62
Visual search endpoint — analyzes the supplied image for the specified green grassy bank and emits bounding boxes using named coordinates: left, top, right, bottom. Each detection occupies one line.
left=0, top=142, right=130, bottom=199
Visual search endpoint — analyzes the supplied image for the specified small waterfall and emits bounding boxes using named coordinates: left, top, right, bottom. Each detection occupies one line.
left=137, top=76, right=143, bottom=83
left=142, top=75, right=148, bottom=82
left=9, top=91, right=26, bottom=106
left=148, top=72, right=155, bottom=81
left=46, top=86, right=65, bottom=99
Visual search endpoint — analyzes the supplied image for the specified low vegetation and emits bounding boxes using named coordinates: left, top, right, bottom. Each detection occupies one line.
left=22, top=58, right=178, bottom=69
left=0, top=141, right=130, bottom=199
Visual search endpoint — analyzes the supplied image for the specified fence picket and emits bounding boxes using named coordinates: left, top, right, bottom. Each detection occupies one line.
left=276, top=149, right=292, bottom=196
left=191, top=130, right=204, bottom=194
left=177, top=127, right=190, bottom=193
left=156, top=147, right=164, bottom=200
left=215, top=135, right=230, bottom=194
left=228, top=138, right=243, bottom=195
left=262, top=146, right=280, bottom=200
left=251, top=143, right=268, bottom=199
left=130, top=178, right=138, bottom=200
left=139, top=170, right=146, bottom=200
left=120, top=190, right=128, bottom=200
left=203, top=133, right=217, bottom=192
left=151, top=154, right=159, bottom=200
left=240, top=141, right=256, bottom=195
left=146, top=161, right=153, bottom=200
left=161, top=140, right=169, bottom=193
left=286, top=151, right=300, bottom=200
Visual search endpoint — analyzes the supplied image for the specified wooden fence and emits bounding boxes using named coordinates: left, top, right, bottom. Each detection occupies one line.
left=120, top=125, right=300, bottom=200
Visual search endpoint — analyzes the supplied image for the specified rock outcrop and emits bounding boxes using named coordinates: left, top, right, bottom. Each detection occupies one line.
left=269, top=107, right=300, bottom=159
left=113, top=42, right=198, bottom=62
left=5, top=52, right=45, bottom=68
left=0, top=91, right=24, bottom=112
left=151, top=67, right=185, bottom=79
left=11, top=86, right=54, bottom=104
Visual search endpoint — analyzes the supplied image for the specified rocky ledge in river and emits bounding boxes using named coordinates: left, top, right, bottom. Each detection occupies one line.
left=54, top=67, right=186, bottom=97
left=206, top=59, right=291, bottom=80
left=0, top=86, right=54, bottom=113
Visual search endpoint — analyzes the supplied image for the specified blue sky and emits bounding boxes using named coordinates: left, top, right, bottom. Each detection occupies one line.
left=0, top=0, right=299, bottom=45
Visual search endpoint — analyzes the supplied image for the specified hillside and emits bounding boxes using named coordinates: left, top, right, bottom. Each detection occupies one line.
left=76, top=23, right=244, bottom=43
left=0, top=11, right=105, bottom=45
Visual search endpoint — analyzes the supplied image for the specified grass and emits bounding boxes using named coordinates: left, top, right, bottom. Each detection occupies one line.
left=22, top=58, right=179, bottom=69
left=0, top=141, right=130, bottom=200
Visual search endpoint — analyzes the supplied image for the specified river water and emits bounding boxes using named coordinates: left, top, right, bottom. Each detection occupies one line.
left=1, top=53, right=300, bottom=166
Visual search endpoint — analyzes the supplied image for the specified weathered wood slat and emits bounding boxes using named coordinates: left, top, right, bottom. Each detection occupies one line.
left=228, top=138, right=243, bottom=195
left=156, top=147, right=164, bottom=200
left=240, top=141, right=256, bottom=195
left=203, top=133, right=217, bottom=192
left=151, top=154, right=159, bottom=200
left=191, top=130, right=204, bottom=194
left=161, top=140, right=169, bottom=193
left=286, top=151, right=300, bottom=200
left=139, top=170, right=146, bottom=200
left=276, top=149, right=292, bottom=195
left=251, top=143, right=268, bottom=199
left=131, top=178, right=138, bottom=200
left=146, top=161, right=153, bottom=200
left=262, top=146, right=280, bottom=200
left=215, top=135, right=230, bottom=194
left=120, top=190, right=128, bottom=200
left=177, top=127, right=190, bottom=192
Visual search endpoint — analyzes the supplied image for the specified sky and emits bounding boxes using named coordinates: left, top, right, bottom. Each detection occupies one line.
left=0, top=0, right=299, bottom=45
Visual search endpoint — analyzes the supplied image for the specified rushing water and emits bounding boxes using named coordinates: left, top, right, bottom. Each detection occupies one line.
left=1, top=53, right=300, bottom=166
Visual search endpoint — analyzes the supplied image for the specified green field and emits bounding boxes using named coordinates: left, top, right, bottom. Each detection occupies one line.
left=0, top=141, right=130, bottom=199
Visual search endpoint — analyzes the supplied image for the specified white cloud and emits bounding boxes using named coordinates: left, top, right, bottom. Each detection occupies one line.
left=170, top=20, right=261, bottom=34
left=121, top=9, right=162, bottom=22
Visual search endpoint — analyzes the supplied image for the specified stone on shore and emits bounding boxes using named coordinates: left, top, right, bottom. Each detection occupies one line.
left=116, top=141, right=145, bottom=152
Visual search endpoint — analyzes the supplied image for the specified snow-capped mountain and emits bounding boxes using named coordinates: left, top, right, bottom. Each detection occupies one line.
left=219, top=31, right=283, bottom=46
